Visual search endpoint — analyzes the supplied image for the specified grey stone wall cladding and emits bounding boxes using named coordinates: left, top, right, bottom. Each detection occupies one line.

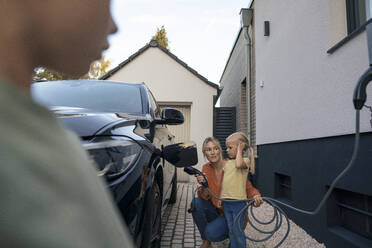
left=251, top=4, right=257, bottom=153
left=240, top=82, right=247, bottom=134
left=250, top=44, right=257, bottom=153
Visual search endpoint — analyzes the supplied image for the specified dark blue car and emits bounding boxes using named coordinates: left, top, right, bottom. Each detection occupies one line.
left=32, top=80, right=197, bottom=247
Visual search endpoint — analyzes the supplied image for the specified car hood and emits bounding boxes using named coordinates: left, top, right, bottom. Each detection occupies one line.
left=52, top=107, right=142, bottom=138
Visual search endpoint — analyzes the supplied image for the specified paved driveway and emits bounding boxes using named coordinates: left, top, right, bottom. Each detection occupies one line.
left=161, top=183, right=201, bottom=247
left=161, top=183, right=325, bottom=248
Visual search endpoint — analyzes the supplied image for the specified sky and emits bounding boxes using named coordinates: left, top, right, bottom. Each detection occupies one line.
left=104, top=0, right=252, bottom=85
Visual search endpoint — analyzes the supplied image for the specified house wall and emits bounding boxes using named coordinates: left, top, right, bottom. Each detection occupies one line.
left=254, top=0, right=371, bottom=145
left=252, top=0, right=372, bottom=247
left=219, top=30, right=247, bottom=132
left=106, top=48, right=217, bottom=172
left=219, top=0, right=372, bottom=247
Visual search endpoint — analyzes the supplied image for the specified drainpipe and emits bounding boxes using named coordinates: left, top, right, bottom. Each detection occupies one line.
left=240, top=8, right=253, bottom=143
left=243, top=27, right=251, bottom=143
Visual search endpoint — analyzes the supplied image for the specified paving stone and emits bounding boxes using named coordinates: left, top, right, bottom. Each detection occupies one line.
left=184, top=243, right=195, bottom=247
left=172, top=239, right=183, bottom=244
left=184, top=238, right=194, bottom=243
left=172, top=244, right=183, bottom=248
left=161, top=236, right=172, bottom=241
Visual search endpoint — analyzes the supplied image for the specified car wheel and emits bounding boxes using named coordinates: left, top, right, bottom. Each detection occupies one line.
left=141, top=181, right=162, bottom=248
left=169, top=171, right=177, bottom=204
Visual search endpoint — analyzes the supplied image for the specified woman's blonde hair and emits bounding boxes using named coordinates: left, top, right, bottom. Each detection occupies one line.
left=226, top=132, right=255, bottom=174
left=202, top=137, right=222, bottom=158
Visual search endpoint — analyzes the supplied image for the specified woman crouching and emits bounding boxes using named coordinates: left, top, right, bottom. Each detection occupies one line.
left=190, top=137, right=263, bottom=248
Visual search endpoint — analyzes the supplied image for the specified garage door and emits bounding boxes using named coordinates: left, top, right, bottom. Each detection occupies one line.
left=160, top=104, right=191, bottom=182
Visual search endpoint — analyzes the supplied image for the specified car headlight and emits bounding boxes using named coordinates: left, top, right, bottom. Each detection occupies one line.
left=84, top=139, right=142, bottom=180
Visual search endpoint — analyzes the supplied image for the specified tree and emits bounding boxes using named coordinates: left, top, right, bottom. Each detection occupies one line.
left=151, top=25, right=169, bottom=49
left=32, top=67, right=66, bottom=81
left=32, top=57, right=111, bottom=81
left=82, top=57, right=112, bottom=80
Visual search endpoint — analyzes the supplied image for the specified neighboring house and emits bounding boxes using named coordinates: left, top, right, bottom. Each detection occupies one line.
left=219, top=0, right=372, bottom=247
left=102, top=40, right=219, bottom=181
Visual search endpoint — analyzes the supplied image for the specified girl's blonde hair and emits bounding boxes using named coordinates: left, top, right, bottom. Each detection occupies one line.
left=226, top=132, right=255, bottom=174
left=202, top=137, right=222, bottom=158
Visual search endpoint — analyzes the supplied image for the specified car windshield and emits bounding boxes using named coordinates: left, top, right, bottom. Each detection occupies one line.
left=32, top=81, right=143, bottom=115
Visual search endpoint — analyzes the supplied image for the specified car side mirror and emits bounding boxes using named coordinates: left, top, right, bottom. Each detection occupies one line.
left=155, top=108, right=184, bottom=125
left=163, top=142, right=198, bottom=167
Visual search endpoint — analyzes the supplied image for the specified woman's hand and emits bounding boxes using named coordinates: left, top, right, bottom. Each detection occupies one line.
left=195, top=174, right=206, bottom=185
left=253, top=194, right=264, bottom=207
left=195, top=174, right=209, bottom=198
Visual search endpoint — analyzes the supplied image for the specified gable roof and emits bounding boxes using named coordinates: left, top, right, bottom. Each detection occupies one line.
left=101, top=40, right=219, bottom=91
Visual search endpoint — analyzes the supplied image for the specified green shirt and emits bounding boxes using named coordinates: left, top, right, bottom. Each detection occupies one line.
left=0, top=79, right=134, bottom=247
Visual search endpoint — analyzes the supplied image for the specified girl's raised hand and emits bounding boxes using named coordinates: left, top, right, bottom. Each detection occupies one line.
left=238, top=142, right=245, bottom=153
left=248, top=146, right=254, bottom=154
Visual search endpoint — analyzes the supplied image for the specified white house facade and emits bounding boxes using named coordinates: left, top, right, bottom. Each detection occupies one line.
left=255, top=0, right=371, bottom=144
left=219, top=1, right=372, bottom=247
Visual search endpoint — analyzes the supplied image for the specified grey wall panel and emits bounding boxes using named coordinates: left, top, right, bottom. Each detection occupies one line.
left=256, top=132, right=372, bottom=248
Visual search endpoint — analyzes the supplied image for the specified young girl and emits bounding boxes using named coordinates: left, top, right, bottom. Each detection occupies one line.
left=220, top=132, right=263, bottom=248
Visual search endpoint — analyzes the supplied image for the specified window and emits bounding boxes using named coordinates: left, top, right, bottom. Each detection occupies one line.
left=368, top=0, right=372, bottom=18
left=32, top=81, right=143, bottom=115
left=274, top=173, right=292, bottom=202
left=346, top=0, right=371, bottom=34
left=327, top=187, right=372, bottom=241
left=327, top=0, right=372, bottom=53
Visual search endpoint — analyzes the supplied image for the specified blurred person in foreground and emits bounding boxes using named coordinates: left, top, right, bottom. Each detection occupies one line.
left=0, top=0, right=134, bottom=247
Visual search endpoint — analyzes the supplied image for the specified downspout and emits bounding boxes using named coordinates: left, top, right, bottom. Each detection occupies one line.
left=240, top=8, right=253, bottom=144
left=243, top=26, right=252, bottom=143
